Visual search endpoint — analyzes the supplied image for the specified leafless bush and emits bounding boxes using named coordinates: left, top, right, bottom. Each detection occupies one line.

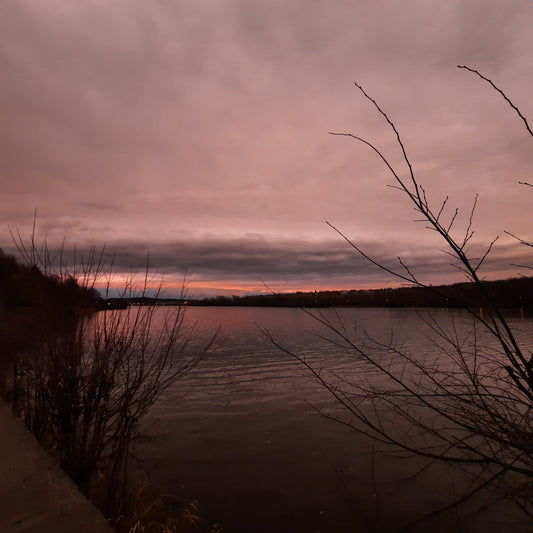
left=5, top=228, right=215, bottom=518
left=268, top=66, right=533, bottom=526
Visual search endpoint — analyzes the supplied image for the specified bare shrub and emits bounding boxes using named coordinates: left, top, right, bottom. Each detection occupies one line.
left=267, top=66, right=533, bottom=526
left=4, top=229, right=215, bottom=519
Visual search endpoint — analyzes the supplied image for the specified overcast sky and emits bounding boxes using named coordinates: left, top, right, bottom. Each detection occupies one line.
left=1, top=0, right=532, bottom=297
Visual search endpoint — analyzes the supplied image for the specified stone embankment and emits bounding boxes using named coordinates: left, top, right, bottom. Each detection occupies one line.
left=0, top=401, right=113, bottom=533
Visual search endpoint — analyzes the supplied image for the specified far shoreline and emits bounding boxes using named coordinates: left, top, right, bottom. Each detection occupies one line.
left=101, top=275, right=533, bottom=312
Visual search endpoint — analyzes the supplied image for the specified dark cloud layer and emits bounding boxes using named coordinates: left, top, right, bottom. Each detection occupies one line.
left=6, top=234, right=529, bottom=298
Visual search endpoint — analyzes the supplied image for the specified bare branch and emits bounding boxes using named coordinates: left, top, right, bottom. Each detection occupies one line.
left=458, top=65, right=533, bottom=138
left=273, top=66, right=533, bottom=526
left=505, top=230, right=533, bottom=249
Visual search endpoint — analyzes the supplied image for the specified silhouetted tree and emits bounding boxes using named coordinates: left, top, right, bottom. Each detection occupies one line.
left=265, top=66, right=533, bottom=527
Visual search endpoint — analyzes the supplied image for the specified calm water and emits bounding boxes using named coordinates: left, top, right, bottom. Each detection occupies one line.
left=135, top=307, right=533, bottom=533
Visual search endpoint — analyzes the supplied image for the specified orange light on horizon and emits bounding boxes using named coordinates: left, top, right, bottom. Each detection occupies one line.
left=86, top=269, right=406, bottom=298
left=121, top=277, right=404, bottom=297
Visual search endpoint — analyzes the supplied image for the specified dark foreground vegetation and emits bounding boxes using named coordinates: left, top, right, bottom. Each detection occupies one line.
left=195, top=276, right=533, bottom=310
left=0, top=247, right=217, bottom=532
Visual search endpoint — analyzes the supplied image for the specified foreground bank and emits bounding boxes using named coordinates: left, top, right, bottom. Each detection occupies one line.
left=0, top=400, right=113, bottom=533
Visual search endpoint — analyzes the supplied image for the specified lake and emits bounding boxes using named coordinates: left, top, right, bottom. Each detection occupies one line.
left=135, top=306, right=533, bottom=532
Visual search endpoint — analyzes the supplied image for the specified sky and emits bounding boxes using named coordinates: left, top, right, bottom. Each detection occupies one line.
left=1, top=0, right=532, bottom=298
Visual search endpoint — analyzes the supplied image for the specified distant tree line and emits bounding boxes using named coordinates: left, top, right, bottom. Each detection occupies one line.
left=0, top=247, right=101, bottom=313
left=193, top=276, right=533, bottom=310
left=1, top=248, right=101, bottom=384
left=102, top=296, right=187, bottom=309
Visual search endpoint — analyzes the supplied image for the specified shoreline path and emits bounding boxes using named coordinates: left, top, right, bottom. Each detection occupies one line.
left=0, top=400, right=113, bottom=533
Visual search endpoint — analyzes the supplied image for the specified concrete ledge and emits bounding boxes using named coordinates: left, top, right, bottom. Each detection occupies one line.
left=0, top=401, right=113, bottom=533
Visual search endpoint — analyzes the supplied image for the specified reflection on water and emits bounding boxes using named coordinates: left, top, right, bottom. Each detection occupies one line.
left=135, top=307, right=533, bottom=532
